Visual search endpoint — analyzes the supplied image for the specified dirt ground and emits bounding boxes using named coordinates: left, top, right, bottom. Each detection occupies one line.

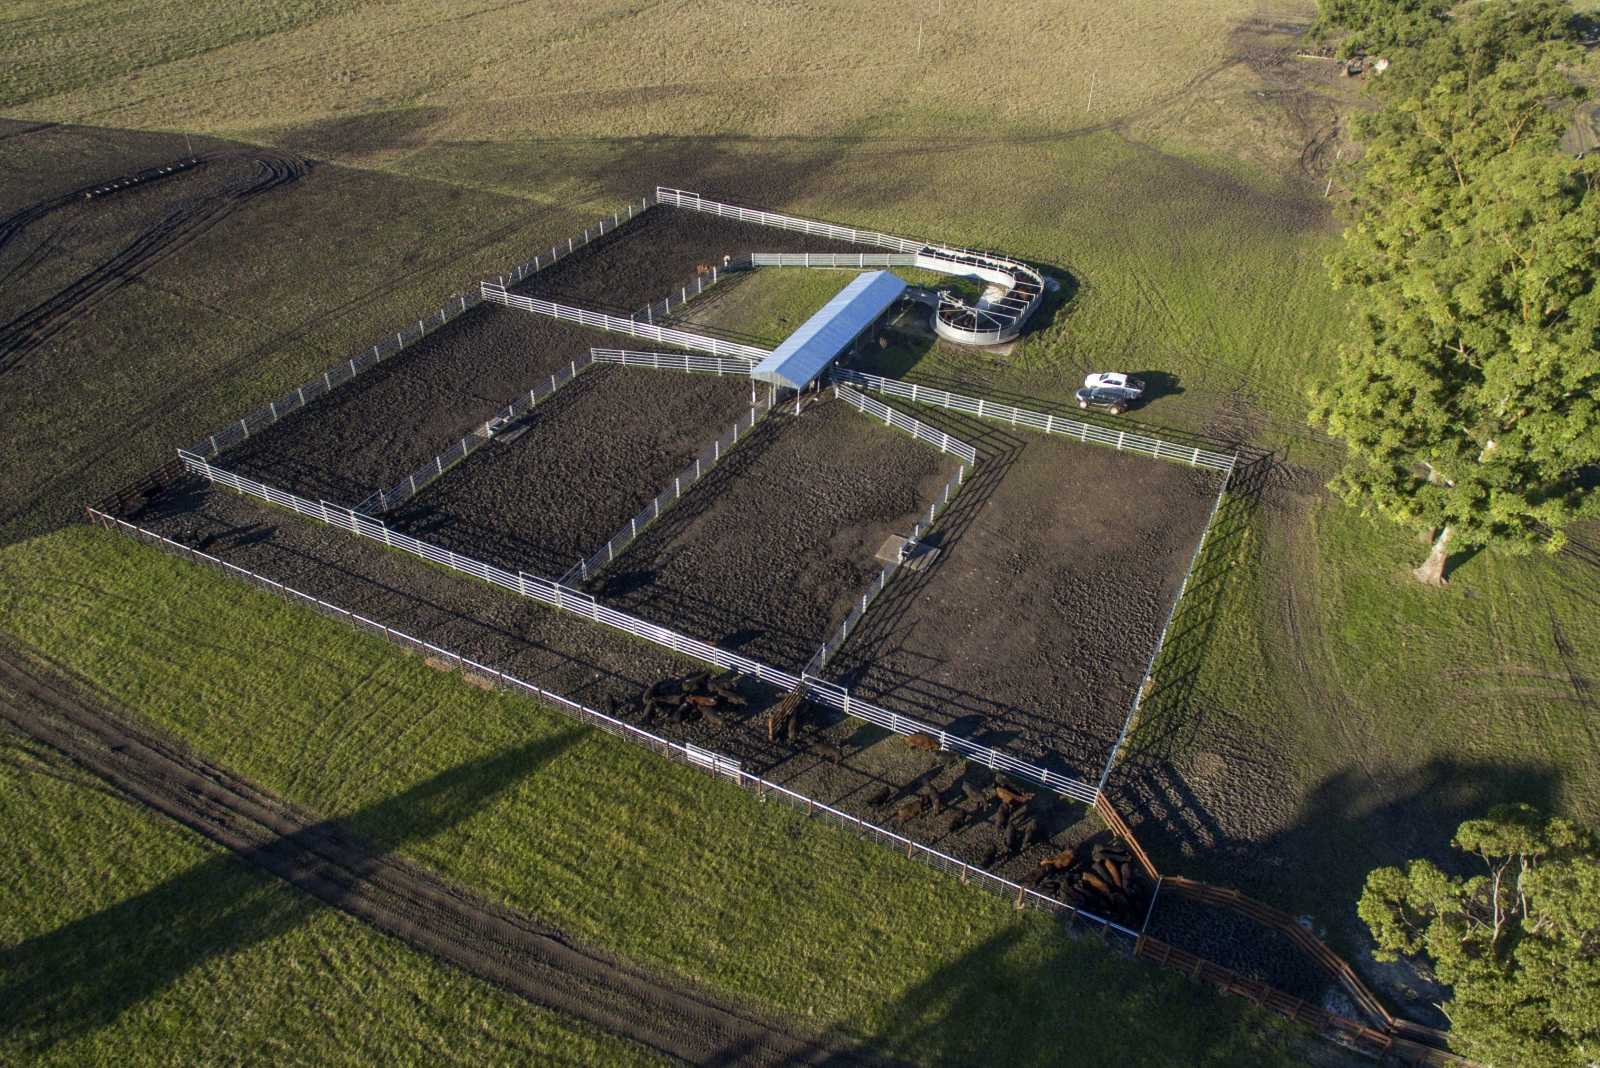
left=220, top=308, right=637, bottom=507
left=823, top=406, right=1222, bottom=780
left=390, top=366, right=756, bottom=578
left=509, top=203, right=871, bottom=330
left=593, top=395, right=960, bottom=673
left=0, top=647, right=875, bottom=1068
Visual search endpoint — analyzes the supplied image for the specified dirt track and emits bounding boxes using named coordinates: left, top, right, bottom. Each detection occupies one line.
left=0, top=647, right=889, bottom=1067
left=0, top=150, right=308, bottom=376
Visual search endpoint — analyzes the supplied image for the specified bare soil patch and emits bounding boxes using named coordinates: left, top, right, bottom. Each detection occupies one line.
left=390, top=367, right=756, bottom=578
left=825, top=409, right=1223, bottom=781
left=221, top=308, right=634, bottom=506
left=594, top=396, right=961, bottom=672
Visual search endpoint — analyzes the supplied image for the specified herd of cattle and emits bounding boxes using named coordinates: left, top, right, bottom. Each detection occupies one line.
left=613, top=673, right=1148, bottom=926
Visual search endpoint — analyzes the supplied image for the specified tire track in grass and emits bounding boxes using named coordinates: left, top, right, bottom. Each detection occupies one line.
left=0, top=646, right=896, bottom=1068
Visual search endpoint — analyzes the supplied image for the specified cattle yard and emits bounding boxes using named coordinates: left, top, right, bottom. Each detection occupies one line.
left=95, top=186, right=1469, bottom=1039
left=107, top=185, right=1241, bottom=877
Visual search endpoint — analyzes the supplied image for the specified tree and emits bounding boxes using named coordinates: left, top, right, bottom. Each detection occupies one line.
left=1308, top=33, right=1600, bottom=584
left=1310, top=0, right=1452, bottom=58
left=1373, top=0, right=1580, bottom=99
left=1359, top=804, right=1600, bottom=1067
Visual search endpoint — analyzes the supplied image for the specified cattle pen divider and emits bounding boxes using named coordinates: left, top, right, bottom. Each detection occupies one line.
left=561, top=393, right=775, bottom=584
left=357, top=354, right=595, bottom=515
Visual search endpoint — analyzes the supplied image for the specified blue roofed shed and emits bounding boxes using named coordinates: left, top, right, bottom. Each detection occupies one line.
left=750, top=270, right=906, bottom=392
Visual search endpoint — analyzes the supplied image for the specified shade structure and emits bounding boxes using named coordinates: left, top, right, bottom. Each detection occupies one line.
left=750, top=270, right=907, bottom=392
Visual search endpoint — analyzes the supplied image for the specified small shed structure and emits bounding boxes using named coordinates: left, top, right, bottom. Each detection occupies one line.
left=750, top=270, right=905, bottom=392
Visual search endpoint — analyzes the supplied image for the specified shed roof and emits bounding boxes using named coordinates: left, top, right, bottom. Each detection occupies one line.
left=751, top=270, right=906, bottom=392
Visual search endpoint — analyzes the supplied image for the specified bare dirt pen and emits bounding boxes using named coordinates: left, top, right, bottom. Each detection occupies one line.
left=508, top=203, right=869, bottom=330
left=825, top=413, right=1223, bottom=777
left=594, top=396, right=960, bottom=673
left=389, top=367, right=755, bottom=578
left=218, top=308, right=634, bottom=507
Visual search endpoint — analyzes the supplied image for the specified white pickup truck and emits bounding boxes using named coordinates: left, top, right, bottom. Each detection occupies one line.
left=1076, top=372, right=1146, bottom=415
left=1081, top=372, right=1145, bottom=398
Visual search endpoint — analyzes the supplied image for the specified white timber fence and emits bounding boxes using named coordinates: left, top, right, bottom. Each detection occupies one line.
left=489, top=196, right=654, bottom=289
left=561, top=394, right=775, bottom=584
left=172, top=453, right=1102, bottom=804
left=1097, top=467, right=1234, bottom=792
left=590, top=348, right=753, bottom=377
left=830, top=368, right=1237, bottom=474
left=807, top=562, right=895, bottom=676
left=482, top=282, right=769, bottom=364
left=356, top=354, right=594, bottom=515
left=190, top=292, right=481, bottom=460
left=907, top=464, right=968, bottom=548
left=86, top=507, right=1130, bottom=932
left=748, top=251, right=921, bottom=268
left=656, top=187, right=1048, bottom=338
left=833, top=383, right=979, bottom=465
left=634, top=266, right=726, bottom=322
left=798, top=673, right=1100, bottom=804
left=657, top=186, right=927, bottom=254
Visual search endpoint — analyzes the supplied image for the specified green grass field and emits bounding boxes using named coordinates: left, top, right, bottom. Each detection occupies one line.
left=0, top=525, right=1311, bottom=1068
left=3, top=0, right=1597, bottom=1058
left=0, top=726, right=664, bottom=1067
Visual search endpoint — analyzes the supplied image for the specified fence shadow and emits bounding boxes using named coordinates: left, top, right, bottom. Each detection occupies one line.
left=1114, top=448, right=1274, bottom=769
left=137, top=478, right=705, bottom=712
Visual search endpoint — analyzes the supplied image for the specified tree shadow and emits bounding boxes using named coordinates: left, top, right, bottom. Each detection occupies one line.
left=851, top=924, right=1311, bottom=1067
left=0, top=731, right=582, bottom=1054
left=1112, top=754, right=1561, bottom=1031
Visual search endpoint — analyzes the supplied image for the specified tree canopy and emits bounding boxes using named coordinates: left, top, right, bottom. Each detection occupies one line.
left=1359, top=804, right=1600, bottom=1066
left=1311, top=0, right=1452, bottom=58
left=1308, top=2, right=1599, bottom=582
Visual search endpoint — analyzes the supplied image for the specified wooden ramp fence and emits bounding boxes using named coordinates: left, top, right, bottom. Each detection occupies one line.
left=1095, top=794, right=1470, bottom=1065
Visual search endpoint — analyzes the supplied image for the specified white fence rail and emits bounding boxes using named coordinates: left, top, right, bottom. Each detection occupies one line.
left=798, top=674, right=1100, bottom=804
left=176, top=453, right=1101, bottom=803
left=834, top=383, right=979, bottom=465
left=193, top=196, right=657, bottom=464
left=589, top=348, right=753, bottom=377
left=807, top=461, right=967, bottom=675
left=634, top=265, right=726, bottom=322
left=482, top=282, right=769, bottom=364
left=358, top=355, right=594, bottom=515
left=88, top=507, right=1128, bottom=932
left=748, top=251, right=920, bottom=269
left=657, top=187, right=926, bottom=254
left=908, top=464, right=967, bottom=547
left=659, top=187, right=1047, bottom=345
left=831, top=369, right=1237, bottom=473
left=807, top=561, right=895, bottom=675
left=562, top=396, right=774, bottom=584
